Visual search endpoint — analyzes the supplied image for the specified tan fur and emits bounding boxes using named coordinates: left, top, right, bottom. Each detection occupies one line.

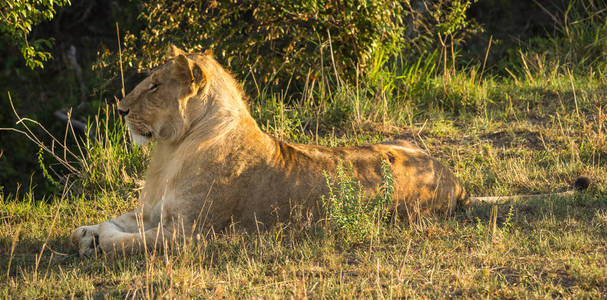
left=70, top=46, right=468, bottom=256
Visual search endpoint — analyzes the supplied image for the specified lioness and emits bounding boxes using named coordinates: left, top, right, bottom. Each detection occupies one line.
left=71, top=46, right=587, bottom=256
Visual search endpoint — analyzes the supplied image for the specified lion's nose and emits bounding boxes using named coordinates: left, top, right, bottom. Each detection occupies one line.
left=118, top=109, right=129, bottom=117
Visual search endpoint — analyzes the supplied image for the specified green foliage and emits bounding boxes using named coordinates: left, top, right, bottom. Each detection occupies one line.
left=0, top=0, right=71, bottom=69
left=321, top=159, right=393, bottom=245
left=365, top=47, right=440, bottom=109
left=474, top=216, right=487, bottom=237
left=502, top=204, right=515, bottom=235
left=104, top=0, right=406, bottom=91
left=1, top=101, right=147, bottom=200
left=36, top=147, right=59, bottom=189
left=379, top=158, right=394, bottom=207
left=434, top=0, right=474, bottom=36
left=493, top=0, right=607, bottom=78
left=547, top=0, right=607, bottom=72
left=403, top=0, right=478, bottom=60
left=76, top=106, right=148, bottom=197
left=101, top=0, right=480, bottom=94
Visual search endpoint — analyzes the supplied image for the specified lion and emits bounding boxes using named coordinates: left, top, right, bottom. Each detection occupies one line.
left=70, top=46, right=589, bottom=256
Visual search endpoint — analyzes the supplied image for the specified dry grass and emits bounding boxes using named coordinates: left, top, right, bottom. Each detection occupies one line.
left=1, top=57, right=607, bottom=298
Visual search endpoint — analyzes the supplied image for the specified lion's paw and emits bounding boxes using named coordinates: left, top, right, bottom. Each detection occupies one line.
left=70, top=225, right=102, bottom=257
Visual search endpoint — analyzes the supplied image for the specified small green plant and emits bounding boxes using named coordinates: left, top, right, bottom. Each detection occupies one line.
left=502, top=204, right=515, bottom=236
left=36, top=147, right=59, bottom=188
left=321, top=159, right=394, bottom=245
left=474, top=216, right=487, bottom=237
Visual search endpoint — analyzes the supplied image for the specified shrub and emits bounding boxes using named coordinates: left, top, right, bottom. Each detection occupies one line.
left=107, top=0, right=406, bottom=93
left=321, top=159, right=393, bottom=245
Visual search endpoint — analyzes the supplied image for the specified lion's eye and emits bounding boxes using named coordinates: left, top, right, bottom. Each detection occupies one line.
left=148, top=83, right=159, bottom=92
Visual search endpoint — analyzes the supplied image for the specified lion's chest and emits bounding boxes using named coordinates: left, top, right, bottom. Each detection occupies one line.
left=140, top=155, right=184, bottom=224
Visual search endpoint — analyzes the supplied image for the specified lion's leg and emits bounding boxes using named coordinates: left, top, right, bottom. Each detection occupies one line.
left=72, top=194, right=202, bottom=257
left=96, top=223, right=173, bottom=256
left=71, top=210, right=144, bottom=257
left=70, top=224, right=102, bottom=257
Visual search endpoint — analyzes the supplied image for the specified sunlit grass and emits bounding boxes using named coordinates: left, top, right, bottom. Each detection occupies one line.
left=2, top=37, right=607, bottom=298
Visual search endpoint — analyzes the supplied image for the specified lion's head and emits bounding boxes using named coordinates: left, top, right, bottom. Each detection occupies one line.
left=118, top=46, right=208, bottom=145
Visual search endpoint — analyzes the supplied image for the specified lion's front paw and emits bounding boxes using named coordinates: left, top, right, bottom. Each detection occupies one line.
left=70, top=225, right=102, bottom=257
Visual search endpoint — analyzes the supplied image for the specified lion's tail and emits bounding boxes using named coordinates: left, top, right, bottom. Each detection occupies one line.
left=465, top=176, right=590, bottom=206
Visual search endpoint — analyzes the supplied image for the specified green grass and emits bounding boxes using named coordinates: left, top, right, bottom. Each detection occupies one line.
left=2, top=43, right=607, bottom=298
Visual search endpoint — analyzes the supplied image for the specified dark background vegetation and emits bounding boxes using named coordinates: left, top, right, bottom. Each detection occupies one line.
left=0, top=0, right=603, bottom=195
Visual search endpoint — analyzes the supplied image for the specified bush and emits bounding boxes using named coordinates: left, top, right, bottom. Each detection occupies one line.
left=108, top=0, right=407, bottom=93
left=0, top=0, right=70, bottom=69
left=321, top=159, right=394, bottom=245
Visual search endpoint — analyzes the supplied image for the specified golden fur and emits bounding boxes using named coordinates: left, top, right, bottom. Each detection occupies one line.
left=70, top=46, right=468, bottom=256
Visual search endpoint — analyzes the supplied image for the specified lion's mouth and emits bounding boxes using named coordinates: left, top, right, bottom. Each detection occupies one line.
left=126, top=122, right=153, bottom=146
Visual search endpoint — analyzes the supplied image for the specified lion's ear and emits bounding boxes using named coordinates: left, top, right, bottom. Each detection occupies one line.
left=192, top=64, right=204, bottom=85
left=173, top=54, right=206, bottom=88
left=167, top=45, right=187, bottom=58
left=173, top=54, right=194, bottom=83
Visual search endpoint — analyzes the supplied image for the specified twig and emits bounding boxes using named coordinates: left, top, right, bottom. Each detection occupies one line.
left=116, top=23, right=125, bottom=98
left=53, top=109, right=92, bottom=138
left=5, top=224, right=21, bottom=279
left=327, top=29, right=342, bottom=89
left=65, top=109, right=89, bottom=172
left=567, top=68, right=580, bottom=120
left=34, top=175, right=74, bottom=281
left=0, top=92, right=81, bottom=175
left=531, top=0, right=563, bottom=32
left=480, top=35, right=493, bottom=80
